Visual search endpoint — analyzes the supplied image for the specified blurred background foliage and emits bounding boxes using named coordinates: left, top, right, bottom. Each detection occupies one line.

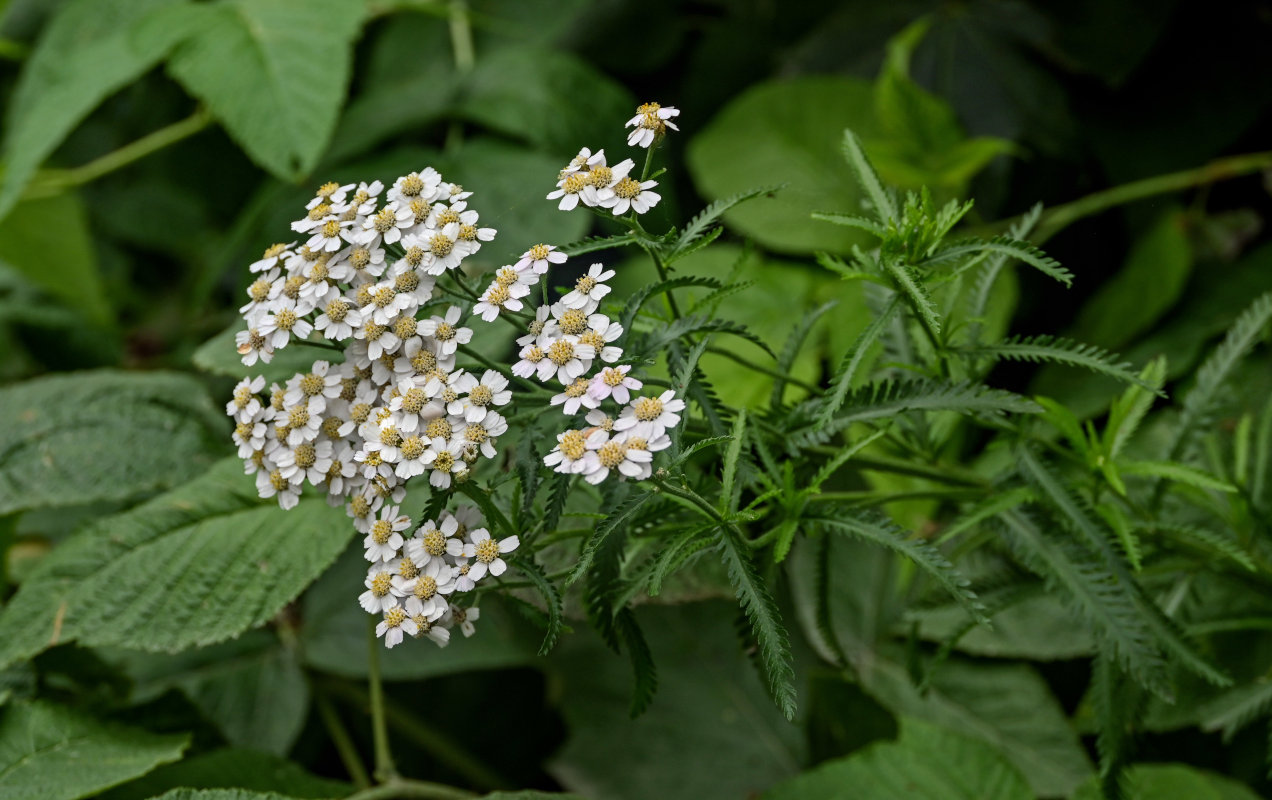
left=1, top=1, right=1270, bottom=799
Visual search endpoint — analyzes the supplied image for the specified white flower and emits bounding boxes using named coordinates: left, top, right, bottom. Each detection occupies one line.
left=547, top=171, right=589, bottom=211
left=313, top=292, right=363, bottom=341
left=376, top=607, right=417, bottom=649
left=360, top=203, right=414, bottom=245
left=236, top=327, right=275, bottom=366
left=452, top=605, right=480, bottom=638
left=226, top=376, right=266, bottom=420
left=552, top=377, right=600, bottom=415
left=517, top=306, right=551, bottom=347
left=260, top=298, right=313, bottom=348
left=589, top=365, right=642, bottom=404
left=276, top=438, right=333, bottom=486
left=544, top=428, right=601, bottom=474
left=614, top=389, right=686, bottom=439
left=354, top=317, right=401, bottom=361
left=580, top=157, right=634, bottom=207
left=560, top=263, right=614, bottom=311
left=625, top=102, right=680, bottom=148
left=251, top=242, right=295, bottom=273
left=602, top=176, right=661, bottom=216
left=232, top=419, right=267, bottom=457
left=387, top=169, right=442, bottom=206
left=256, top=466, right=301, bottom=509
left=406, top=514, right=460, bottom=568
left=333, top=181, right=383, bottom=217
left=472, top=279, right=530, bottom=322
left=307, top=217, right=357, bottom=253
left=450, top=370, right=511, bottom=422
left=335, top=242, right=387, bottom=280
left=581, top=430, right=653, bottom=484
left=537, top=337, right=595, bottom=384
left=411, top=614, right=451, bottom=647
left=363, top=505, right=410, bottom=562
left=416, top=223, right=474, bottom=275
left=563, top=147, right=606, bottom=175
left=398, top=558, right=456, bottom=621
left=419, top=306, right=471, bottom=356
left=240, top=269, right=280, bottom=319
left=283, top=360, right=343, bottom=408
left=448, top=528, right=519, bottom=581
left=425, top=440, right=464, bottom=489
left=514, top=243, right=567, bottom=275
left=307, top=181, right=355, bottom=210
left=361, top=565, right=400, bottom=613
left=458, top=411, right=507, bottom=459
left=579, top=313, right=624, bottom=362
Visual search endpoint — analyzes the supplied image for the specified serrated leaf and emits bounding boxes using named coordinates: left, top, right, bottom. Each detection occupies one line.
left=0, top=0, right=204, bottom=220
left=94, top=748, right=348, bottom=800
left=559, top=233, right=638, bottom=257
left=810, top=212, right=886, bottom=237
left=1070, top=763, right=1264, bottom=800
left=771, top=300, right=837, bottom=408
left=928, top=236, right=1073, bottom=286
left=667, top=184, right=784, bottom=264
left=841, top=129, right=896, bottom=223
left=0, top=459, right=352, bottom=668
left=166, top=0, right=365, bottom=178
left=567, top=490, right=655, bottom=585
left=716, top=526, right=797, bottom=720
left=509, top=555, right=563, bottom=655
left=810, top=509, right=985, bottom=623
left=884, top=261, right=942, bottom=335
left=614, top=609, right=658, bottom=718
left=0, top=700, right=189, bottom=800
left=0, top=370, right=226, bottom=516
left=619, top=276, right=721, bottom=333
left=1119, top=460, right=1237, bottom=493
left=956, top=335, right=1163, bottom=394
left=998, top=508, right=1169, bottom=696
left=810, top=294, right=901, bottom=429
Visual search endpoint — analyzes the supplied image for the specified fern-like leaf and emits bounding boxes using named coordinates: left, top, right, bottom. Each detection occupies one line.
left=999, top=508, right=1170, bottom=697
left=614, top=608, right=659, bottom=717
left=619, top=276, right=722, bottom=331
left=885, top=262, right=942, bottom=336
left=1168, top=292, right=1272, bottom=463
left=567, top=490, right=655, bottom=585
left=1091, top=654, right=1143, bottom=800
left=810, top=294, right=902, bottom=430
left=840, top=129, right=896, bottom=222
left=716, top=525, right=798, bottom=720
left=808, top=508, right=986, bottom=623
left=955, top=335, right=1164, bottom=395
left=509, top=555, right=564, bottom=655
left=667, top=184, right=784, bottom=263
left=1199, top=677, right=1272, bottom=740
left=810, top=211, right=886, bottom=237
left=928, top=235, right=1073, bottom=286
left=771, top=300, right=837, bottom=408
left=640, top=314, right=775, bottom=359
left=561, top=232, right=639, bottom=257
left=792, top=379, right=1041, bottom=447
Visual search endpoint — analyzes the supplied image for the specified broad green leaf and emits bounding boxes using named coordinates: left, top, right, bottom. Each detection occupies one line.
left=98, top=749, right=348, bottom=800
left=0, top=370, right=225, bottom=516
left=1070, top=764, right=1262, bottom=800
left=0, top=0, right=203, bottom=220
left=192, top=323, right=336, bottom=385
left=106, top=632, right=308, bottom=756
left=686, top=76, right=883, bottom=254
left=1072, top=209, right=1193, bottom=349
left=0, top=194, right=109, bottom=325
left=455, top=46, right=634, bottom=154
left=860, top=657, right=1093, bottom=797
left=0, top=700, right=188, bottom=800
left=910, top=589, right=1095, bottom=661
left=166, top=0, right=365, bottom=179
left=763, top=717, right=1032, bottom=800
left=0, top=459, right=352, bottom=668
left=549, top=602, right=805, bottom=800
left=300, top=545, right=538, bottom=680
left=479, top=794, right=585, bottom=800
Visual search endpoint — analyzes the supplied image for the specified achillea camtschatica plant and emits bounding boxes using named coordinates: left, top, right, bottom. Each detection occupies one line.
left=228, top=105, right=687, bottom=649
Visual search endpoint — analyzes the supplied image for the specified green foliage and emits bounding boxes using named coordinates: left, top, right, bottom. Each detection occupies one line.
left=762, top=717, right=1032, bottom=800
left=0, top=699, right=189, bottom=800
left=0, top=370, right=225, bottom=515
left=0, top=459, right=351, bottom=667
left=165, top=0, right=364, bottom=179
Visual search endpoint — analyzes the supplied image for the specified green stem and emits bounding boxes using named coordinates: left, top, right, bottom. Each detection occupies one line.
left=367, top=618, right=397, bottom=782
left=27, top=108, right=213, bottom=196
left=344, top=778, right=477, bottom=800
left=1028, top=150, right=1272, bottom=243
left=448, top=0, right=475, bottom=74
left=809, top=487, right=987, bottom=505
left=705, top=345, right=823, bottom=394
left=314, top=690, right=371, bottom=789
left=639, top=141, right=657, bottom=182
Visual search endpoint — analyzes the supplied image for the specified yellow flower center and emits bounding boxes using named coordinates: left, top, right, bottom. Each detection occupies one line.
left=475, top=538, right=499, bottom=564
left=633, top=396, right=664, bottom=421
left=559, top=308, right=587, bottom=335
left=372, top=519, right=394, bottom=544
left=401, top=435, right=426, bottom=460
left=547, top=339, right=575, bottom=365
left=613, top=177, right=642, bottom=200
left=469, top=385, right=493, bottom=406
left=559, top=430, right=586, bottom=461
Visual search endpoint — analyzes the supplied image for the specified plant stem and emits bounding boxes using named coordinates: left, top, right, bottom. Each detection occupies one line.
left=27, top=108, right=213, bottom=196
left=314, top=690, right=371, bottom=789
left=704, top=345, right=823, bottom=394
left=448, top=0, right=475, bottom=74
left=345, top=778, right=477, bottom=800
left=1026, top=150, right=1272, bottom=243
left=367, top=618, right=397, bottom=782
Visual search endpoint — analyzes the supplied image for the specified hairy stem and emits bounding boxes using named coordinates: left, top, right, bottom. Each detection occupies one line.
left=314, top=689, right=371, bottom=789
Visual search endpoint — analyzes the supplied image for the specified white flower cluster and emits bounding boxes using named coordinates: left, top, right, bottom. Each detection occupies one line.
left=545, top=102, right=677, bottom=216
left=226, top=168, right=518, bottom=648
left=359, top=505, right=518, bottom=648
